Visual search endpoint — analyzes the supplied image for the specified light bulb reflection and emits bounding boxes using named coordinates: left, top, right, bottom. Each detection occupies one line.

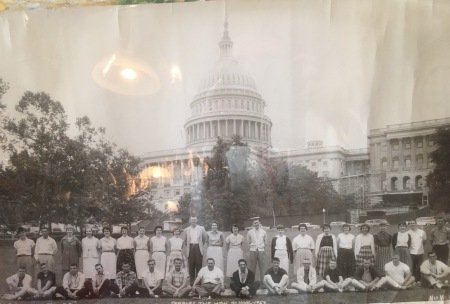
left=121, top=68, right=137, bottom=80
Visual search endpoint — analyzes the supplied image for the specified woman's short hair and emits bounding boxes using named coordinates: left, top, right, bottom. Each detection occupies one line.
left=342, top=224, right=351, bottom=231
left=360, top=224, right=370, bottom=232
left=230, top=224, right=240, bottom=233
left=322, top=224, right=331, bottom=230
left=298, top=224, right=308, bottom=231
left=154, top=226, right=163, bottom=233
left=102, top=226, right=111, bottom=233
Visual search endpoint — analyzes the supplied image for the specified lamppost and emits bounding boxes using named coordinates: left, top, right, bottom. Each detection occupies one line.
left=322, top=208, right=326, bottom=225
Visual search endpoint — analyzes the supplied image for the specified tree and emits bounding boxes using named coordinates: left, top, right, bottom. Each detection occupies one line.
left=176, top=193, right=193, bottom=225
left=427, top=127, right=450, bottom=212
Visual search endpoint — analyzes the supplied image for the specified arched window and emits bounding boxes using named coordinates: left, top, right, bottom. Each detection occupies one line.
left=403, top=176, right=411, bottom=190
left=415, top=175, right=423, bottom=189
left=391, top=177, right=398, bottom=191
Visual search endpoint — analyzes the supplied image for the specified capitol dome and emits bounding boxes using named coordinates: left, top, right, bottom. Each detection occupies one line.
left=185, top=21, right=273, bottom=149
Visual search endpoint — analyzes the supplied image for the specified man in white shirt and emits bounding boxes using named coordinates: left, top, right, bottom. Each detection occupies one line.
left=34, top=227, right=57, bottom=272
left=408, top=220, right=427, bottom=282
left=374, top=254, right=415, bottom=290
left=420, top=251, right=450, bottom=289
left=141, top=259, right=164, bottom=298
left=183, top=217, right=207, bottom=285
left=2, top=266, right=37, bottom=300
left=83, top=264, right=113, bottom=298
left=192, top=258, right=225, bottom=299
left=247, top=218, right=267, bottom=282
left=55, top=263, right=88, bottom=299
left=14, top=227, right=35, bottom=279
left=291, top=259, right=322, bottom=293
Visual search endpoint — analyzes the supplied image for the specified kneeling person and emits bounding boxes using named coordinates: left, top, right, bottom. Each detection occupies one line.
left=192, top=258, right=225, bottom=298
left=35, top=263, right=56, bottom=300
left=374, top=254, right=415, bottom=290
left=351, top=258, right=380, bottom=291
left=55, top=263, right=88, bottom=299
left=291, top=259, right=322, bottom=293
left=321, top=259, right=353, bottom=292
left=421, top=251, right=450, bottom=289
left=263, top=257, right=289, bottom=296
left=163, top=258, right=191, bottom=298
left=3, top=266, right=37, bottom=301
left=230, top=259, right=260, bottom=299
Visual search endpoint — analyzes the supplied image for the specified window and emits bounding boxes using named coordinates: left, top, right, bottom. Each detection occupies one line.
left=416, top=141, right=423, bottom=148
left=382, top=179, right=387, bottom=191
left=175, top=189, right=180, bottom=196
left=393, top=158, right=399, bottom=169
left=405, top=158, right=411, bottom=168
left=184, top=188, right=191, bottom=194
left=428, top=156, right=433, bottom=165
left=246, top=101, right=250, bottom=110
left=428, top=140, right=434, bottom=147
left=164, top=190, right=171, bottom=198
left=311, top=162, right=316, bottom=167
left=404, top=141, right=411, bottom=150
left=417, top=155, right=423, bottom=167
left=392, top=142, right=399, bottom=150
left=323, top=171, right=329, bottom=178
left=382, top=159, right=387, bottom=170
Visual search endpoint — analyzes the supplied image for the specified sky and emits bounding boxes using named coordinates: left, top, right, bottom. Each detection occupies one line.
left=1, top=0, right=450, bottom=159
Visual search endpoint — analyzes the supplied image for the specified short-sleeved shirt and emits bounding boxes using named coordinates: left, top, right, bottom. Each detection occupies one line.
left=385, top=261, right=409, bottom=284
left=37, top=271, right=56, bottom=287
left=408, top=229, right=427, bottom=255
left=264, top=267, right=288, bottom=284
left=14, top=238, right=35, bottom=256
left=430, top=226, right=450, bottom=245
left=324, top=267, right=342, bottom=283
left=142, top=269, right=163, bottom=287
left=166, top=268, right=189, bottom=288
left=197, top=266, right=224, bottom=285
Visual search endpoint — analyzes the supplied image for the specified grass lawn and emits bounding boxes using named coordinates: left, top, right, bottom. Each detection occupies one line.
left=0, top=224, right=448, bottom=303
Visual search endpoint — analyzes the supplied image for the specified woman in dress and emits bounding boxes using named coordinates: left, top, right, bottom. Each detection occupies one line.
left=374, top=222, right=392, bottom=276
left=98, top=226, right=117, bottom=280
left=354, top=224, right=375, bottom=267
left=292, top=223, right=315, bottom=275
left=315, top=224, right=337, bottom=279
left=150, top=225, right=167, bottom=277
left=60, top=225, right=82, bottom=275
left=392, top=222, right=412, bottom=269
left=225, top=224, right=244, bottom=278
left=271, top=225, right=293, bottom=275
left=166, top=227, right=186, bottom=274
left=116, top=226, right=136, bottom=273
left=336, top=224, right=355, bottom=279
left=82, top=227, right=100, bottom=280
left=134, top=226, right=150, bottom=281
left=206, top=220, right=224, bottom=272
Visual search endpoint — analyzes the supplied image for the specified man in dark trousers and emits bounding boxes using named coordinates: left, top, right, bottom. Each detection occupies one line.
left=230, top=259, right=260, bottom=299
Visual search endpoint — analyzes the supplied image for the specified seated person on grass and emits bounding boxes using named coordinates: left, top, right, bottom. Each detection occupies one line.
left=3, top=266, right=37, bottom=301
left=291, top=259, right=323, bottom=293
left=230, top=259, right=260, bottom=299
left=111, top=262, right=138, bottom=298
left=55, top=263, right=88, bottom=300
left=374, top=254, right=415, bottom=290
left=263, top=257, right=289, bottom=296
left=83, top=264, right=115, bottom=298
left=141, top=259, right=164, bottom=298
left=192, top=258, right=225, bottom=299
left=34, top=262, right=57, bottom=300
left=162, top=258, right=191, bottom=298
left=320, top=259, right=353, bottom=292
left=420, top=251, right=450, bottom=289
left=351, top=258, right=380, bottom=292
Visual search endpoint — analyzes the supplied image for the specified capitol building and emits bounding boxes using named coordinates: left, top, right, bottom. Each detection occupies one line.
left=141, top=22, right=449, bottom=215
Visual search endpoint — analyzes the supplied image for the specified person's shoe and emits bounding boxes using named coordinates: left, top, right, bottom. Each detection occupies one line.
left=54, top=293, right=65, bottom=300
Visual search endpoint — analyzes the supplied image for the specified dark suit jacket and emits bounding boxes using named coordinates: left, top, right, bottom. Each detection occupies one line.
left=231, top=269, right=256, bottom=289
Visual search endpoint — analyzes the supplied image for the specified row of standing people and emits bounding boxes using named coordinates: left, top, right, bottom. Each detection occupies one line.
left=13, top=216, right=450, bottom=287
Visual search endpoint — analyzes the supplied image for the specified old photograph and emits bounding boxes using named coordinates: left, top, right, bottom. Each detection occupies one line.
left=1, top=0, right=450, bottom=303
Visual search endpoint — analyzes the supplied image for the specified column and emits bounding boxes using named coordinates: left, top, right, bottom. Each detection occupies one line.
left=387, top=140, right=392, bottom=171
left=399, top=138, right=404, bottom=169
left=254, top=121, right=258, bottom=139
left=240, top=120, right=244, bottom=137
left=218, top=120, right=221, bottom=137
left=233, top=120, right=236, bottom=135
left=423, top=136, right=428, bottom=168
left=411, top=137, right=416, bottom=172
left=203, top=122, right=206, bottom=139
left=226, top=120, right=229, bottom=136
left=268, top=125, right=271, bottom=143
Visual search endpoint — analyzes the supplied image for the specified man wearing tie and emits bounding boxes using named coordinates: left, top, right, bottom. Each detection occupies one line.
left=247, top=217, right=267, bottom=282
left=230, top=259, right=260, bottom=299
left=183, top=217, right=207, bottom=285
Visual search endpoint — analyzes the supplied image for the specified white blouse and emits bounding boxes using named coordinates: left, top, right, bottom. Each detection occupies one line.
left=151, top=236, right=167, bottom=252
left=275, top=235, right=288, bottom=250
left=226, top=234, right=243, bottom=249
left=82, top=236, right=99, bottom=258
left=396, top=232, right=409, bottom=247
left=117, top=236, right=134, bottom=250
left=337, top=233, right=354, bottom=249
left=99, top=237, right=116, bottom=252
left=168, top=236, right=183, bottom=251
left=134, top=235, right=149, bottom=250
left=354, top=233, right=375, bottom=257
left=292, top=234, right=314, bottom=251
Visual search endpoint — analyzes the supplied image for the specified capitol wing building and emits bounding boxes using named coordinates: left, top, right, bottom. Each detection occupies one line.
left=141, top=22, right=449, bottom=216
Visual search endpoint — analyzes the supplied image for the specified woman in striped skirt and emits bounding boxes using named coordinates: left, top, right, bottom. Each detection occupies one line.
left=336, top=224, right=355, bottom=278
left=166, top=227, right=186, bottom=274
left=374, top=222, right=391, bottom=276
left=315, top=224, right=337, bottom=279
left=354, top=224, right=375, bottom=267
left=292, top=224, right=315, bottom=275
left=392, top=222, right=412, bottom=269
